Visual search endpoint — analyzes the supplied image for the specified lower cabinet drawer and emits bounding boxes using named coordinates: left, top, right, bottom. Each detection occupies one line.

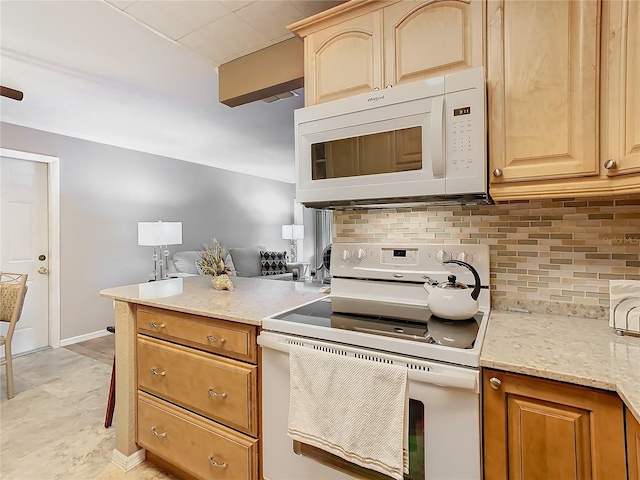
left=137, top=391, right=258, bottom=480
left=137, top=306, right=257, bottom=363
left=137, top=335, right=258, bottom=435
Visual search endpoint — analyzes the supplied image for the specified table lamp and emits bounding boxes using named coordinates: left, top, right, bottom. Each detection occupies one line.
left=282, top=224, right=304, bottom=262
left=138, top=221, right=182, bottom=281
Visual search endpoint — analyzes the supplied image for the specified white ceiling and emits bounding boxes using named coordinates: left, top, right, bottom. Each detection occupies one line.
left=0, top=1, right=342, bottom=183
left=105, top=0, right=343, bottom=67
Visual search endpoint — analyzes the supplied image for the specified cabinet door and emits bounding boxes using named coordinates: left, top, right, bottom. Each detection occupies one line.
left=384, top=0, right=484, bottom=86
left=601, top=0, right=640, bottom=177
left=483, top=369, right=626, bottom=480
left=304, top=11, right=383, bottom=105
left=487, top=0, right=599, bottom=184
left=629, top=408, right=640, bottom=480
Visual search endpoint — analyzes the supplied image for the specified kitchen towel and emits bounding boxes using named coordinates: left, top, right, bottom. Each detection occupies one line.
left=610, top=280, right=640, bottom=334
left=288, top=345, right=408, bottom=480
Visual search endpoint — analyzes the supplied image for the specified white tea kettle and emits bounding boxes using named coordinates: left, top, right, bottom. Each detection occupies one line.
left=424, top=260, right=481, bottom=320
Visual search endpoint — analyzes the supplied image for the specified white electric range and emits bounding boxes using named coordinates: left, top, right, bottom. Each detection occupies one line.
left=258, top=243, right=491, bottom=480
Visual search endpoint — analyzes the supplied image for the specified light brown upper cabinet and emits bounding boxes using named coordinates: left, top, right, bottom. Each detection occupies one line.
left=289, top=0, right=485, bottom=106
left=601, top=0, right=640, bottom=178
left=488, top=0, right=640, bottom=201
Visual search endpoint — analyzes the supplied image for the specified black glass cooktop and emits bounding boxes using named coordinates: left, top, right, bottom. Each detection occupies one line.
left=273, top=298, right=484, bottom=350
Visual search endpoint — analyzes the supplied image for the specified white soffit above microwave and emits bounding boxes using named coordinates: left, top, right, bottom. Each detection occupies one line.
left=0, top=1, right=341, bottom=183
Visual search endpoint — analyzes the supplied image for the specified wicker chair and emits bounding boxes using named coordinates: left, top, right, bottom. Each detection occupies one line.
left=0, top=272, right=28, bottom=399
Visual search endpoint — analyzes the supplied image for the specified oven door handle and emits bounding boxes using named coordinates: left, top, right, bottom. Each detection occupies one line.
left=407, top=369, right=476, bottom=391
left=258, top=335, right=477, bottom=391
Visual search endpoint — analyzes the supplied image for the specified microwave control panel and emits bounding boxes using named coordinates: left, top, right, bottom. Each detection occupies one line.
left=445, top=88, right=486, bottom=193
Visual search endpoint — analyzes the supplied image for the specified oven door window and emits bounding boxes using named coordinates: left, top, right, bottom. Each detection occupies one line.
left=293, top=399, right=425, bottom=479
left=311, top=127, right=422, bottom=180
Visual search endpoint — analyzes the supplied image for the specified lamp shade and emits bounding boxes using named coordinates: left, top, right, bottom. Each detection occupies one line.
left=138, top=221, right=182, bottom=246
left=282, top=224, right=304, bottom=240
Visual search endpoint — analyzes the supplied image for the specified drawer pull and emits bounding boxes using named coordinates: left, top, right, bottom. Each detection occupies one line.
left=207, top=335, right=227, bottom=344
left=150, top=368, right=166, bottom=376
left=208, top=456, right=228, bottom=468
left=208, top=388, right=227, bottom=398
left=149, top=322, right=165, bottom=328
left=151, top=427, right=167, bottom=437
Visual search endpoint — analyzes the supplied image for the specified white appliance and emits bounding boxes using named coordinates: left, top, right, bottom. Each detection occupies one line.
left=259, top=243, right=491, bottom=480
left=295, top=67, right=488, bottom=209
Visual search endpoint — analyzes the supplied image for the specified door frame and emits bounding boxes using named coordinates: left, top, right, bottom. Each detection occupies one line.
left=0, top=148, right=60, bottom=349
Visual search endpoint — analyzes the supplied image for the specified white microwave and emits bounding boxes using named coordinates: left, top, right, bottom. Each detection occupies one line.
left=294, top=67, right=489, bottom=209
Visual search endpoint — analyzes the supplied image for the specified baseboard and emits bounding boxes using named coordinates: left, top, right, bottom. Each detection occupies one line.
left=59, top=329, right=112, bottom=347
left=111, top=448, right=146, bottom=471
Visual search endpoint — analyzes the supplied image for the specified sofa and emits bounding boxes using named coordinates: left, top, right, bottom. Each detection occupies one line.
left=167, top=246, right=296, bottom=281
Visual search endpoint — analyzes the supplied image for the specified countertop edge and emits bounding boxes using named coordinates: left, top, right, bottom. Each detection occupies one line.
left=478, top=359, right=618, bottom=392
left=100, top=291, right=262, bottom=326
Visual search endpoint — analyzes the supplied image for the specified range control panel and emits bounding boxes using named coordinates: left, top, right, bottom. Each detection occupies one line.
left=331, top=242, right=490, bottom=286
left=381, top=247, right=419, bottom=265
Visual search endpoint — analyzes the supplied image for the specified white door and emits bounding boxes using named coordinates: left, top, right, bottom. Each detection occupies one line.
left=0, top=156, right=50, bottom=355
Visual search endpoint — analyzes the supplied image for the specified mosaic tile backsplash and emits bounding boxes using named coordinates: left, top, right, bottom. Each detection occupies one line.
left=334, top=196, right=639, bottom=315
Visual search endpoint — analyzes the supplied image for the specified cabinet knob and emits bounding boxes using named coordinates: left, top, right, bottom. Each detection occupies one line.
left=385, top=84, right=393, bottom=88
left=604, top=159, right=616, bottom=170
left=493, top=168, right=503, bottom=177
left=489, top=377, right=502, bottom=389
left=373, top=87, right=380, bottom=91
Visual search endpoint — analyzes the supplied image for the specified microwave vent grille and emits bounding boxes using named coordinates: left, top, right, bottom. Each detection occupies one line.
left=302, top=193, right=493, bottom=210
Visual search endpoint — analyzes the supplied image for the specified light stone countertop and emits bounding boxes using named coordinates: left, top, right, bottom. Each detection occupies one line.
left=100, top=275, right=326, bottom=326
left=481, top=310, right=640, bottom=423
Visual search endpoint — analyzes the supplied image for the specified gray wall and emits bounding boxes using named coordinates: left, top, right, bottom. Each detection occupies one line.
left=1, top=122, right=295, bottom=340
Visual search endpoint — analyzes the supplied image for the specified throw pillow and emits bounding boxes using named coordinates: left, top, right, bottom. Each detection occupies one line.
left=228, top=246, right=265, bottom=277
left=172, top=251, right=201, bottom=275
left=260, top=251, right=288, bottom=276
left=224, top=251, right=237, bottom=277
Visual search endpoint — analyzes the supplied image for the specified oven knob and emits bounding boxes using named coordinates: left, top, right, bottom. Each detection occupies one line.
left=457, top=252, right=473, bottom=264
left=435, top=250, right=452, bottom=264
left=340, top=249, right=352, bottom=262
left=354, top=248, right=367, bottom=261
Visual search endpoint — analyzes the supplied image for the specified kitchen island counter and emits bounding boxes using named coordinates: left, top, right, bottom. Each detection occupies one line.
left=100, top=275, right=325, bottom=326
left=481, top=310, right=640, bottom=423
left=99, top=275, right=325, bottom=473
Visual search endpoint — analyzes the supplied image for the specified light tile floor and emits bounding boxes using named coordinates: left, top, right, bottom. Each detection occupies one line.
left=0, top=336, right=174, bottom=479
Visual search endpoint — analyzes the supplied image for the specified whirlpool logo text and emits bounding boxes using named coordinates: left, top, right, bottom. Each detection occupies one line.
left=367, top=95, right=385, bottom=103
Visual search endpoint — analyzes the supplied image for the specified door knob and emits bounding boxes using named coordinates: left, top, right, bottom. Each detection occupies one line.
left=37, top=267, right=48, bottom=274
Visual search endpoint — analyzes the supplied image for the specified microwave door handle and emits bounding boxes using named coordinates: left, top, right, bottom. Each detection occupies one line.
left=429, top=95, right=445, bottom=177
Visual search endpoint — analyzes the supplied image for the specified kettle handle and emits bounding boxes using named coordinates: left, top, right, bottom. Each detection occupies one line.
left=443, top=260, right=481, bottom=301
